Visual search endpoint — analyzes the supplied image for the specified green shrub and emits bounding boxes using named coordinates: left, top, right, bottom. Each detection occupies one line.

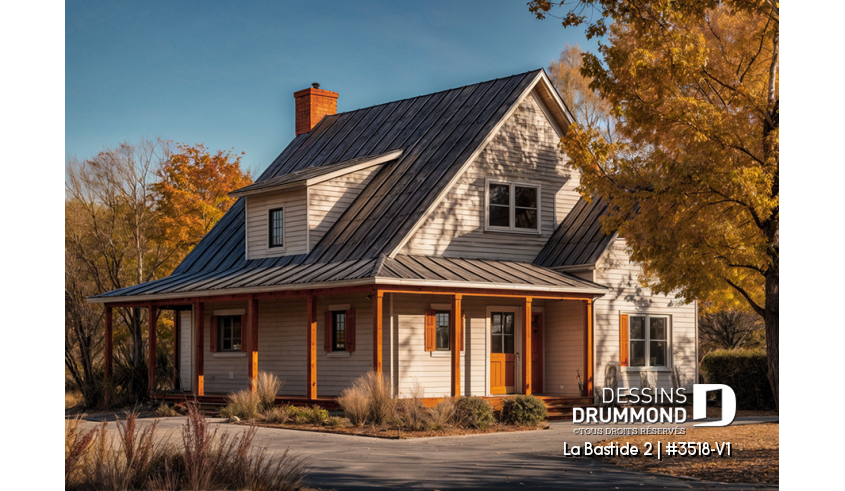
left=323, top=416, right=345, bottom=428
left=220, top=389, right=260, bottom=420
left=306, top=405, right=329, bottom=424
left=700, top=349, right=775, bottom=410
left=501, top=395, right=547, bottom=426
left=454, top=396, right=495, bottom=430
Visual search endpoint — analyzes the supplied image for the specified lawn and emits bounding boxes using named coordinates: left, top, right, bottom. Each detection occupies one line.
left=593, top=422, right=778, bottom=485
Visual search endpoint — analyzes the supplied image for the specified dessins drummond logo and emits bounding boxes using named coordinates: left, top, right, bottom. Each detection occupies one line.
left=573, top=384, right=737, bottom=427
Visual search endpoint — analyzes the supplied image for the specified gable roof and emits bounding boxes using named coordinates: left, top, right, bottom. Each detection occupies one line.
left=229, top=149, right=402, bottom=198
left=533, top=197, right=616, bottom=268
left=172, top=69, right=558, bottom=276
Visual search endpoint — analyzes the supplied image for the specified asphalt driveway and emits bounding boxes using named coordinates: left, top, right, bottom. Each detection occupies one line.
left=77, top=416, right=778, bottom=490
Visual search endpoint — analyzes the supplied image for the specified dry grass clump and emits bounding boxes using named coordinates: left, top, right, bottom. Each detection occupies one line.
left=428, top=398, right=458, bottom=430
left=220, top=389, right=261, bottom=421
left=338, top=371, right=396, bottom=426
left=256, top=371, right=284, bottom=411
left=395, top=383, right=429, bottom=431
left=262, top=406, right=291, bottom=425
left=65, top=404, right=309, bottom=490
left=156, top=404, right=179, bottom=417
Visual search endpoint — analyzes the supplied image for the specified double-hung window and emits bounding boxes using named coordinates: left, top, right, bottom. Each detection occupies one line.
left=486, top=180, right=540, bottom=233
left=218, top=316, right=242, bottom=352
left=435, top=311, right=450, bottom=351
left=332, top=311, right=346, bottom=351
left=268, top=207, right=284, bottom=248
left=629, top=315, right=669, bottom=368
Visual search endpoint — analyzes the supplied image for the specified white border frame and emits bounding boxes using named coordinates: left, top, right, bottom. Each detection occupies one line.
left=483, top=178, right=542, bottom=234
left=621, top=313, right=673, bottom=372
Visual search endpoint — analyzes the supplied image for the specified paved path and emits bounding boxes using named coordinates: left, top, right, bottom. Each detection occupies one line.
left=78, top=416, right=778, bottom=490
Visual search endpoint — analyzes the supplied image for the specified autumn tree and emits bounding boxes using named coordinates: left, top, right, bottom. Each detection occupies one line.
left=547, top=44, right=617, bottom=143
left=529, top=1, right=779, bottom=405
left=153, top=143, right=252, bottom=263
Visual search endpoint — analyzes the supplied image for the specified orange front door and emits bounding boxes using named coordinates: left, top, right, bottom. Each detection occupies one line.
left=490, top=312, right=515, bottom=394
left=531, top=313, right=543, bottom=393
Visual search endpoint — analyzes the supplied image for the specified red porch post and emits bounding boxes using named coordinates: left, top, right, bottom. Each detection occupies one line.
left=104, top=306, right=113, bottom=404
left=195, top=301, right=205, bottom=396
left=584, top=299, right=594, bottom=397
left=307, top=294, right=317, bottom=399
left=248, top=297, right=259, bottom=391
left=148, top=304, right=157, bottom=396
left=450, top=294, right=462, bottom=397
left=373, top=290, right=383, bottom=373
left=522, top=297, right=532, bottom=395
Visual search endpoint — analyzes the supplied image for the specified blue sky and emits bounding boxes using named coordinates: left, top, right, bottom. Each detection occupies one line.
left=66, top=0, right=598, bottom=175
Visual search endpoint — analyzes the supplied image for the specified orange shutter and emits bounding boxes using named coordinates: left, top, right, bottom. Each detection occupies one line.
left=210, top=315, right=218, bottom=353
left=424, top=310, right=436, bottom=351
left=619, top=313, right=629, bottom=367
left=345, top=309, right=356, bottom=352
left=324, top=311, right=332, bottom=352
left=240, top=315, right=248, bottom=352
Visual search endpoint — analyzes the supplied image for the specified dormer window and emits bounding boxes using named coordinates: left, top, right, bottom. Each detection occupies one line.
left=485, top=180, right=540, bottom=233
left=269, top=208, right=284, bottom=248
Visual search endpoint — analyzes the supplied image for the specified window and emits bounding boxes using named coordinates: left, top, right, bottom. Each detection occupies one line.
left=629, top=315, right=668, bottom=368
left=269, top=208, right=284, bottom=248
left=218, top=316, right=242, bottom=351
left=435, top=311, right=450, bottom=351
left=486, top=181, right=540, bottom=232
left=332, top=311, right=346, bottom=351
left=490, top=312, right=515, bottom=354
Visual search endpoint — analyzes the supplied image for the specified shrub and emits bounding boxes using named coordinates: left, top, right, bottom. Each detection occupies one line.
left=428, top=398, right=457, bottom=430
left=701, top=349, right=776, bottom=410
left=324, top=416, right=345, bottom=428
left=305, top=405, right=329, bottom=424
left=256, top=371, right=284, bottom=411
left=262, top=406, right=290, bottom=425
left=220, top=389, right=260, bottom=421
left=156, top=404, right=179, bottom=417
left=395, top=382, right=429, bottom=431
left=501, top=395, right=547, bottom=426
left=455, top=396, right=495, bottom=430
left=338, top=371, right=396, bottom=426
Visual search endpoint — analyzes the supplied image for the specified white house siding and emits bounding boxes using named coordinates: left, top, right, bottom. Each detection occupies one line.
left=592, top=238, right=698, bottom=396
left=179, top=310, right=192, bottom=391
left=543, top=300, right=586, bottom=397
left=398, top=89, right=580, bottom=261
left=246, top=190, right=308, bottom=259
left=198, top=301, right=251, bottom=394
left=309, top=166, right=382, bottom=247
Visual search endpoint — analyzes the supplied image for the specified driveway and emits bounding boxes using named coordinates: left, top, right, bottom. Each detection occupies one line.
left=78, top=416, right=778, bottom=490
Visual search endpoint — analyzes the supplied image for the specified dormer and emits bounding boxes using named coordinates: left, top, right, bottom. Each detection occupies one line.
left=230, top=149, right=401, bottom=260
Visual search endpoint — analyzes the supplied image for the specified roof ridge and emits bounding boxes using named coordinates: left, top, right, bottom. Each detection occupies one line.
left=329, top=69, right=543, bottom=119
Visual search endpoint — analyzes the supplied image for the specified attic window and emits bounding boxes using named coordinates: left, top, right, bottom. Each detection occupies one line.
left=269, top=208, right=284, bottom=248
left=485, top=180, right=541, bottom=233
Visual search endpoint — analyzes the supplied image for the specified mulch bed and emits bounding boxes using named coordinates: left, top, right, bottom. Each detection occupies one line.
left=592, top=422, right=779, bottom=485
left=232, top=420, right=550, bottom=439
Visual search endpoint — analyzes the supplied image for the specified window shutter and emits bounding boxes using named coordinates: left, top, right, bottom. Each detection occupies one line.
left=241, top=315, right=249, bottom=352
left=345, top=309, right=356, bottom=352
left=210, top=315, right=218, bottom=353
left=460, top=311, right=465, bottom=351
left=619, top=313, right=629, bottom=367
left=424, top=310, right=436, bottom=351
left=324, top=311, right=332, bottom=353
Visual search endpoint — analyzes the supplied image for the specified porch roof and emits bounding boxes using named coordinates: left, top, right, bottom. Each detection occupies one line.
left=89, top=254, right=608, bottom=303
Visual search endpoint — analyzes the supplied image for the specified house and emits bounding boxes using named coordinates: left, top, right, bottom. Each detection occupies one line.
left=91, top=69, right=698, bottom=410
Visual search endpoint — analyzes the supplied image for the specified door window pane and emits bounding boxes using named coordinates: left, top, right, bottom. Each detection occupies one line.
left=492, top=336, right=503, bottom=353
left=504, top=334, right=514, bottom=354
left=504, top=313, right=514, bottom=334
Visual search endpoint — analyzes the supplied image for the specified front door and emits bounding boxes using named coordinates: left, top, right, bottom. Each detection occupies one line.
left=531, top=313, right=543, bottom=393
left=490, top=312, right=515, bottom=394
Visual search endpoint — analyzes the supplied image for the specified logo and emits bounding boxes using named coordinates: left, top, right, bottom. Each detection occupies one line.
left=692, top=384, right=736, bottom=427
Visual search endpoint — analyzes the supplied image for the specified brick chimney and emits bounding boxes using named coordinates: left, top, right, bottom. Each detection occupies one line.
left=294, top=83, right=338, bottom=135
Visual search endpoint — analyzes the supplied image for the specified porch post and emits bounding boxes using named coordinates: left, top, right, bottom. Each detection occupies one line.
left=173, top=310, right=180, bottom=390
left=195, top=301, right=205, bottom=396
left=248, top=297, right=259, bottom=392
left=585, top=299, right=594, bottom=397
left=522, top=297, right=532, bottom=395
left=373, top=290, right=383, bottom=373
left=148, top=304, right=157, bottom=396
left=104, top=306, right=113, bottom=405
left=450, top=293, right=462, bottom=397
left=307, top=294, right=317, bottom=400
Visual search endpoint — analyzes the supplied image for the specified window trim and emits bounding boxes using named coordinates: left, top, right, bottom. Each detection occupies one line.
left=217, top=315, right=243, bottom=352
left=626, top=314, right=671, bottom=370
left=484, top=178, right=542, bottom=234
left=434, top=310, right=451, bottom=351
left=268, top=207, right=285, bottom=249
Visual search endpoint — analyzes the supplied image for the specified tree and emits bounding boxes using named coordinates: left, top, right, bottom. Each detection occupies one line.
left=529, top=1, right=779, bottom=406
left=153, top=143, right=252, bottom=258
left=547, top=44, right=617, bottom=143
left=699, top=308, right=764, bottom=356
